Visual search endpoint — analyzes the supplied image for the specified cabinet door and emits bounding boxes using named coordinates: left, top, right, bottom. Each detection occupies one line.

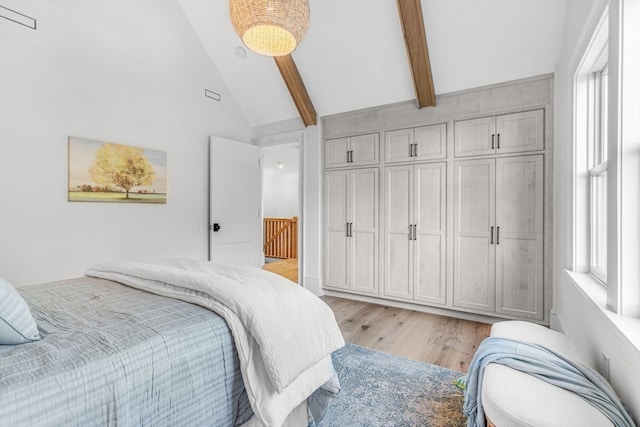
left=383, top=165, right=413, bottom=299
left=495, top=155, right=544, bottom=319
left=349, top=168, right=379, bottom=294
left=351, top=133, right=380, bottom=166
left=325, top=138, right=350, bottom=168
left=384, top=129, right=414, bottom=164
left=454, top=116, right=496, bottom=157
left=414, top=123, right=447, bottom=161
left=496, top=110, right=544, bottom=154
left=324, top=171, right=349, bottom=289
left=453, top=159, right=496, bottom=312
left=414, top=163, right=446, bottom=304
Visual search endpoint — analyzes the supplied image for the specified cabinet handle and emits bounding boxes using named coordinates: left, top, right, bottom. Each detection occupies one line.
left=491, top=134, right=495, bottom=150
left=413, top=224, right=417, bottom=241
left=346, top=150, right=353, bottom=163
left=491, top=226, right=494, bottom=245
left=347, top=222, right=352, bottom=237
left=497, top=134, right=500, bottom=149
left=414, top=144, right=418, bottom=157
left=496, top=226, right=500, bottom=244
left=409, top=224, right=413, bottom=240
left=409, top=144, right=414, bottom=157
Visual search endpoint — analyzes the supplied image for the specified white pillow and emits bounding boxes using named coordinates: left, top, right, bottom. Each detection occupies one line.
left=0, top=278, right=41, bottom=345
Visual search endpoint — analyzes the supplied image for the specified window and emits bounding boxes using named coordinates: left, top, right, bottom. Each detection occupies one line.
left=589, top=63, right=608, bottom=284
left=574, top=0, right=640, bottom=316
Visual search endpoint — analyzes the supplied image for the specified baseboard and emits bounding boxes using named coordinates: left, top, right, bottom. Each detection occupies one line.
left=323, top=290, right=523, bottom=325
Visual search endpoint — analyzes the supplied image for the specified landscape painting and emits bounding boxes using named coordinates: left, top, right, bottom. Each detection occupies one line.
left=68, top=137, right=167, bottom=203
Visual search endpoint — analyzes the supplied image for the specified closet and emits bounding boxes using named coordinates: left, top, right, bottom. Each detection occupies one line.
left=454, top=110, right=544, bottom=157
left=453, top=155, right=544, bottom=319
left=324, top=166, right=379, bottom=295
left=325, top=133, right=379, bottom=168
left=383, top=162, right=446, bottom=305
left=384, top=123, right=447, bottom=163
left=322, top=75, right=552, bottom=323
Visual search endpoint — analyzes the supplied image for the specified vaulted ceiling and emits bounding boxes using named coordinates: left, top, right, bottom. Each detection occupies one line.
left=178, top=0, right=566, bottom=129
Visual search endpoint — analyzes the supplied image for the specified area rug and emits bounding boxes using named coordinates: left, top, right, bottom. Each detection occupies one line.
left=319, top=344, right=466, bottom=427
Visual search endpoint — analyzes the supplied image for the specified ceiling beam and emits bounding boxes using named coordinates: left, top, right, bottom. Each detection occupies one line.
left=274, top=54, right=317, bottom=127
left=396, top=0, right=436, bottom=108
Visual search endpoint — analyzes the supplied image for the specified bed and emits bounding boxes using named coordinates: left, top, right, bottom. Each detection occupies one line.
left=0, top=259, right=344, bottom=427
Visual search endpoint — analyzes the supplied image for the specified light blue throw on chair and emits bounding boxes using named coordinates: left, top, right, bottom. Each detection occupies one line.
left=463, top=337, right=637, bottom=427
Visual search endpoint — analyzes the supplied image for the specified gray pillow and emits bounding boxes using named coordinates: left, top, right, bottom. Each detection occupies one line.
left=0, top=278, right=41, bottom=345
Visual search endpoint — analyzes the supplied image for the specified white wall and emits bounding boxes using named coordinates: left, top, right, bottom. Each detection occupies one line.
left=0, top=0, right=251, bottom=286
left=262, top=169, right=299, bottom=218
left=262, top=144, right=299, bottom=218
left=301, top=124, right=323, bottom=295
left=553, top=0, right=640, bottom=419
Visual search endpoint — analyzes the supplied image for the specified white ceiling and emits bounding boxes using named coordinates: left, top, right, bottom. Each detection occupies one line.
left=179, top=0, right=567, bottom=128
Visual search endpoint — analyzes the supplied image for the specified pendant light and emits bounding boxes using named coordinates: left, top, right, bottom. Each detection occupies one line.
left=229, top=0, right=310, bottom=57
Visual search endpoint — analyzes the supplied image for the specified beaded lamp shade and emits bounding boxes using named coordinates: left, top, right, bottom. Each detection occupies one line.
left=230, top=0, right=310, bottom=56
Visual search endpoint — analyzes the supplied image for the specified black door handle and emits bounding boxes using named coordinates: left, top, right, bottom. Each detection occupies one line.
left=212, top=223, right=221, bottom=232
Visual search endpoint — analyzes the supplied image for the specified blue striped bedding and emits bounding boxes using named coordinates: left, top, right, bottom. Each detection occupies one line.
left=0, top=277, right=254, bottom=426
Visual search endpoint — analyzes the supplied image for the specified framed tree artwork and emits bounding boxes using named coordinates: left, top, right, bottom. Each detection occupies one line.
left=68, top=137, right=167, bottom=203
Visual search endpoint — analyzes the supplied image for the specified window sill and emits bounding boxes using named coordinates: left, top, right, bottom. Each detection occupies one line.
left=565, top=270, right=640, bottom=355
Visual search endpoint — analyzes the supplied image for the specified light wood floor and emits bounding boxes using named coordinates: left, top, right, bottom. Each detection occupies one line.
left=262, top=259, right=490, bottom=372
left=262, top=258, right=298, bottom=283
left=322, top=296, right=491, bottom=373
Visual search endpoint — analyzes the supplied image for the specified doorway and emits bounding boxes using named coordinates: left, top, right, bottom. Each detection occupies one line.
left=260, top=141, right=302, bottom=284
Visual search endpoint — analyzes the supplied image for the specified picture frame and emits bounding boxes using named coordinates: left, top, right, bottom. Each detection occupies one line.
left=68, top=137, right=167, bottom=204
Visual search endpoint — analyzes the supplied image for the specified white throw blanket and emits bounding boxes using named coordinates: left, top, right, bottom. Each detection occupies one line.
left=86, top=259, right=344, bottom=427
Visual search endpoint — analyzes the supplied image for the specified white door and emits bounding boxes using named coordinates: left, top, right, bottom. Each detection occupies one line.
left=383, top=165, right=413, bottom=299
left=453, top=158, right=496, bottom=312
left=454, top=116, right=496, bottom=157
left=414, top=162, right=446, bottom=304
left=325, top=137, right=350, bottom=168
left=414, top=123, right=447, bottom=161
left=209, top=137, right=262, bottom=268
left=349, top=168, right=379, bottom=294
left=350, top=133, right=380, bottom=166
left=384, top=129, right=414, bottom=164
left=495, top=155, right=544, bottom=319
left=324, top=170, right=350, bottom=290
left=495, top=110, right=544, bottom=154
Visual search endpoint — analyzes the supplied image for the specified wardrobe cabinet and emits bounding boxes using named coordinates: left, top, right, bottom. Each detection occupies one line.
left=323, top=99, right=549, bottom=323
left=453, top=155, right=544, bottom=320
left=384, top=123, right=447, bottom=164
left=383, top=163, right=446, bottom=305
left=324, top=168, right=379, bottom=294
left=454, top=110, right=544, bottom=157
left=325, top=133, right=379, bottom=168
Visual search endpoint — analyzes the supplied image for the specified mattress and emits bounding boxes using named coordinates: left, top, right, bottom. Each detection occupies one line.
left=0, top=277, right=254, bottom=426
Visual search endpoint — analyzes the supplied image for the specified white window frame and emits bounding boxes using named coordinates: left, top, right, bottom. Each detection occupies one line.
left=607, top=0, right=640, bottom=316
left=573, top=0, right=640, bottom=317
left=588, top=62, right=608, bottom=284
